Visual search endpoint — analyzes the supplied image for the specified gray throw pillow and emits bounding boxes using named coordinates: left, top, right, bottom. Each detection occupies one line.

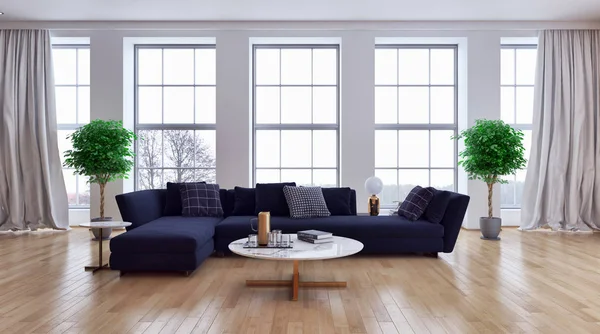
left=398, top=186, right=434, bottom=221
left=180, top=183, right=224, bottom=217
left=283, top=186, right=331, bottom=219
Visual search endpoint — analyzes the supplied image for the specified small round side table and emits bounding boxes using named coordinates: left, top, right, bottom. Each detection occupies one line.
left=79, top=221, right=131, bottom=273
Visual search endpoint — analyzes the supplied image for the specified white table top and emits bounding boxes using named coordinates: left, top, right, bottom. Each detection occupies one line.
left=228, top=234, right=363, bottom=261
left=79, top=221, right=132, bottom=228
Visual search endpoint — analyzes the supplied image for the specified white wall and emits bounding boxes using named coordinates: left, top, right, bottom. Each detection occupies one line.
left=8, top=20, right=595, bottom=228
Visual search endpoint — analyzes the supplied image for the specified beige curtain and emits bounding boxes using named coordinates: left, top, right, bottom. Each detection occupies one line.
left=0, top=29, right=69, bottom=230
left=520, top=30, right=600, bottom=231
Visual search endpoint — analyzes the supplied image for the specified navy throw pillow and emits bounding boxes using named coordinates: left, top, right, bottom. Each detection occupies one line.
left=398, top=186, right=434, bottom=221
left=321, top=187, right=353, bottom=215
left=164, top=181, right=206, bottom=216
left=255, top=182, right=296, bottom=216
left=423, top=188, right=452, bottom=224
left=180, top=183, right=224, bottom=217
left=231, top=186, right=256, bottom=216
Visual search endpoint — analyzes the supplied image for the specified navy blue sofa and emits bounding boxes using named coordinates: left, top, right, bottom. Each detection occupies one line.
left=110, top=188, right=469, bottom=274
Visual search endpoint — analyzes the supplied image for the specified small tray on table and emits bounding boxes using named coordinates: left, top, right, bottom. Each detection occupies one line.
left=242, top=241, right=294, bottom=249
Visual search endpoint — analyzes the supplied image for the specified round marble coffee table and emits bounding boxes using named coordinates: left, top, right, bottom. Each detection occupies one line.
left=79, top=221, right=131, bottom=273
left=229, top=234, right=363, bottom=301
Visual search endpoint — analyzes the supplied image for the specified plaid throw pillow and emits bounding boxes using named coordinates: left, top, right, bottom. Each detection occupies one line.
left=283, top=186, right=331, bottom=219
left=398, top=186, right=434, bottom=221
left=179, top=183, right=224, bottom=217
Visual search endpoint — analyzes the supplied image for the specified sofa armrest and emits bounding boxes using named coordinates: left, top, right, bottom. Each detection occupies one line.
left=115, top=189, right=166, bottom=230
left=440, top=192, right=470, bottom=253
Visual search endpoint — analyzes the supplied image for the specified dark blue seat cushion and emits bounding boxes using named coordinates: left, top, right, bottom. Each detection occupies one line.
left=215, top=215, right=444, bottom=240
left=322, top=187, right=353, bottom=215
left=110, top=216, right=222, bottom=254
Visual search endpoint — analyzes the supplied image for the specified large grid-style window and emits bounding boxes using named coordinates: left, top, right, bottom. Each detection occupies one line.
left=374, top=46, right=458, bottom=206
left=500, top=45, right=536, bottom=208
left=252, top=45, right=339, bottom=186
left=53, top=45, right=91, bottom=208
left=135, top=45, right=217, bottom=190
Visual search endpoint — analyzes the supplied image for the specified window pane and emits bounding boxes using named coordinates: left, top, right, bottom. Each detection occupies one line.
left=281, top=87, right=311, bottom=124
left=55, top=87, right=77, bottom=124
left=195, top=87, right=216, bottom=124
left=195, top=130, right=216, bottom=168
left=375, top=49, right=397, bottom=85
left=256, top=169, right=280, bottom=183
left=312, top=49, right=337, bottom=85
left=375, top=87, right=398, bottom=124
left=78, top=175, right=90, bottom=206
left=501, top=87, right=515, bottom=124
left=430, top=130, right=454, bottom=168
left=312, top=87, right=337, bottom=124
left=398, top=87, right=429, bottom=124
left=375, top=169, right=398, bottom=205
left=501, top=175, right=516, bottom=207
left=256, top=130, right=280, bottom=168
left=398, top=49, right=429, bottom=85
left=78, top=86, right=90, bottom=124
left=138, top=87, right=162, bottom=124
left=430, top=49, right=454, bottom=85
left=163, top=49, right=194, bottom=85
left=63, top=170, right=77, bottom=205
left=164, top=168, right=195, bottom=184
left=281, top=49, right=311, bottom=85
left=501, top=48, right=515, bottom=85
left=255, top=87, right=280, bottom=124
left=196, top=168, right=216, bottom=183
left=281, top=130, right=311, bottom=167
left=431, top=169, right=454, bottom=191
left=57, top=130, right=73, bottom=164
left=138, top=168, right=162, bottom=190
left=313, top=169, right=337, bottom=187
left=255, top=49, right=280, bottom=85
left=398, top=130, right=429, bottom=167
left=138, top=49, right=162, bottom=85
left=375, top=130, right=398, bottom=168
left=515, top=169, right=527, bottom=206
left=77, top=48, right=90, bottom=85
left=163, top=130, right=194, bottom=168
left=53, top=49, right=77, bottom=85
left=163, top=87, right=194, bottom=124
left=195, top=48, right=216, bottom=85
left=281, top=169, right=312, bottom=186
left=516, top=49, right=537, bottom=85
left=430, top=87, right=454, bottom=124
left=516, top=87, right=534, bottom=124
left=313, top=130, right=336, bottom=168
left=137, top=130, right=163, bottom=168
left=398, top=169, right=429, bottom=199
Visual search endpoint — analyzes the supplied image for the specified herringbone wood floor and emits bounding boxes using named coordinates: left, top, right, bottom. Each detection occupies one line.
left=1, top=227, right=600, bottom=333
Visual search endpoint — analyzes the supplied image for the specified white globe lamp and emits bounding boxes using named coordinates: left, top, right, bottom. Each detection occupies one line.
left=365, top=176, right=383, bottom=216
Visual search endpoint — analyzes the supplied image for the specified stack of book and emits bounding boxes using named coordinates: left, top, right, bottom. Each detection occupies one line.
left=297, top=230, right=333, bottom=244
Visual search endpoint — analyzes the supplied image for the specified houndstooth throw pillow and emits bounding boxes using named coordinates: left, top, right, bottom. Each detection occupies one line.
left=398, top=186, right=434, bottom=221
left=283, top=186, right=331, bottom=219
left=179, top=183, right=224, bottom=217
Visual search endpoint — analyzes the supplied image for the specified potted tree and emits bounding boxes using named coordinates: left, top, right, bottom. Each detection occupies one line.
left=64, top=120, right=136, bottom=239
left=454, top=119, right=527, bottom=240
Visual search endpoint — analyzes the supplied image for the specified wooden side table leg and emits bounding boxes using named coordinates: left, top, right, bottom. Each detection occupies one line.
left=99, top=227, right=103, bottom=268
left=292, top=260, right=299, bottom=301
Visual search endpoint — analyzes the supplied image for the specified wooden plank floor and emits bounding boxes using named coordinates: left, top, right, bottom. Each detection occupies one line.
left=1, top=227, right=600, bottom=333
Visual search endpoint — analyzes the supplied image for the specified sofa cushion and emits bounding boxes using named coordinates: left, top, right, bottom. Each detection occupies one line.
left=215, top=215, right=444, bottom=240
left=322, top=187, right=353, bottom=215
left=180, top=183, right=224, bottom=217
left=398, top=186, right=434, bottom=221
left=283, top=186, right=331, bottom=219
left=164, top=182, right=205, bottom=216
left=110, top=216, right=222, bottom=254
left=231, top=186, right=256, bottom=216
left=423, top=189, right=452, bottom=224
left=254, top=182, right=296, bottom=216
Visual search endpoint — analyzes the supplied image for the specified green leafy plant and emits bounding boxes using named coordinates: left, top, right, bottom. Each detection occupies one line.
left=453, top=119, right=527, bottom=218
left=64, top=120, right=137, bottom=219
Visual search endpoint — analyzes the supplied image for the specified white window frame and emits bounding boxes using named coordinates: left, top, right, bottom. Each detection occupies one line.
left=374, top=44, right=459, bottom=208
left=500, top=44, right=536, bottom=209
left=133, top=44, right=217, bottom=190
left=251, top=44, right=341, bottom=186
left=53, top=44, right=90, bottom=209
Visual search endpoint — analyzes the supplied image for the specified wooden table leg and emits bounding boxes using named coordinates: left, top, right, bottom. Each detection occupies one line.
left=85, top=228, right=111, bottom=273
left=292, top=260, right=299, bottom=301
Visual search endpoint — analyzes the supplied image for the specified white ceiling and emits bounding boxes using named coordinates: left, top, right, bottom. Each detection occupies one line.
left=1, top=0, right=600, bottom=22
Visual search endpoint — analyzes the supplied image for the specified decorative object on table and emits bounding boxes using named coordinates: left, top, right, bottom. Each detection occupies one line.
left=283, top=186, right=331, bottom=219
left=64, top=120, right=136, bottom=240
left=453, top=119, right=527, bottom=240
left=365, top=176, right=383, bottom=216
left=243, top=233, right=294, bottom=249
left=179, top=183, right=224, bottom=217
left=250, top=211, right=271, bottom=246
left=297, top=229, right=334, bottom=244
left=389, top=201, right=402, bottom=215
left=79, top=221, right=131, bottom=273
left=398, top=186, right=435, bottom=220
